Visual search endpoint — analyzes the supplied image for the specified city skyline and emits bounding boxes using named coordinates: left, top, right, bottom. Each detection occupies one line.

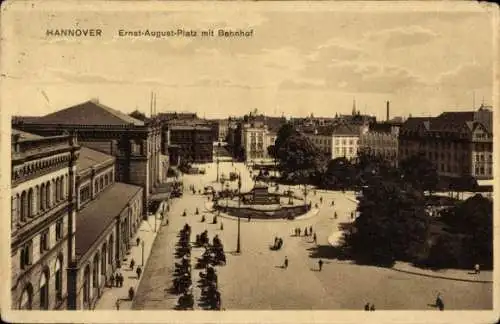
left=2, top=2, right=496, bottom=120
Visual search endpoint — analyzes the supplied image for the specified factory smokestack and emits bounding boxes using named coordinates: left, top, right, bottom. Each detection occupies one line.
left=386, top=101, right=390, bottom=121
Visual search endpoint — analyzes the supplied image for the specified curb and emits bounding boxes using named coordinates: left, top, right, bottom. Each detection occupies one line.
left=390, top=267, right=493, bottom=284
left=203, top=204, right=320, bottom=223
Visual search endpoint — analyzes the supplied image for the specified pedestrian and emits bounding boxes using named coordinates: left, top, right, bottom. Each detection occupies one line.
left=114, top=273, right=119, bottom=287
left=331, top=200, right=335, bottom=206
left=334, top=212, right=337, bottom=219
left=370, top=304, right=375, bottom=311
left=351, top=212, right=354, bottom=219
left=364, top=303, right=370, bottom=311
left=130, top=258, right=135, bottom=270
left=320, top=196, right=323, bottom=203
left=247, top=216, right=251, bottom=222
left=436, top=293, right=444, bottom=311
left=313, top=233, right=317, bottom=244
left=284, top=256, right=289, bottom=269
left=119, top=273, right=124, bottom=287
left=115, top=299, right=121, bottom=310
left=110, top=273, right=115, bottom=288
left=220, top=222, right=224, bottom=230
left=274, top=236, right=278, bottom=247
left=304, top=227, right=308, bottom=236
left=309, top=226, right=313, bottom=234
left=318, top=259, right=323, bottom=271
left=128, top=286, right=135, bottom=300
left=136, top=237, right=140, bottom=246
left=475, top=263, right=480, bottom=274
left=298, top=228, right=301, bottom=236
left=136, top=266, right=142, bottom=279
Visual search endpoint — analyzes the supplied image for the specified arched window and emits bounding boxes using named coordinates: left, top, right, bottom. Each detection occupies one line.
left=101, top=244, right=107, bottom=275
left=99, top=177, right=104, bottom=190
left=45, top=182, right=51, bottom=209
left=53, top=179, right=57, bottom=203
left=92, top=253, right=100, bottom=288
left=59, top=177, right=64, bottom=200
left=94, top=180, right=98, bottom=194
left=55, top=255, right=63, bottom=301
left=108, top=235, right=114, bottom=265
left=20, top=191, right=27, bottom=222
left=39, top=268, right=49, bottom=310
left=40, top=183, right=45, bottom=211
left=28, top=188, right=34, bottom=217
left=19, top=283, right=33, bottom=310
left=83, top=265, right=90, bottom=306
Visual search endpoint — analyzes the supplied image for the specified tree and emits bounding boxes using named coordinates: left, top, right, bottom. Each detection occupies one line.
left=323, top=157, right=354, bottom=189
left=400, top=153, right=438, bottom=193
left=274, top=123, right=297, bottom=153
left=276, top=132, right=323, bottom=181
left=439, top=194, right=493, bottom=268
left=129, top=110, right=147, bottom=121
left=346, top=179, right=429, bottom=266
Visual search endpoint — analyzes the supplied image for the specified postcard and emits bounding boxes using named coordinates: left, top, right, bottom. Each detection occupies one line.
left=1, top=1, right=498, bottom=323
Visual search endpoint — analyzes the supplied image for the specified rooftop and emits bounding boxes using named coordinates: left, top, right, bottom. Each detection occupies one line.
left=75, top=182, right=142, bottom=259
left=35, top=100, right=145, bottom=126
left=76, top=146, right=115, bottom=175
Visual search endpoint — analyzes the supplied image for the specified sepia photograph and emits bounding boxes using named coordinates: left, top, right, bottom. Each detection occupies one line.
left=1, top=1, right=498, bottom=323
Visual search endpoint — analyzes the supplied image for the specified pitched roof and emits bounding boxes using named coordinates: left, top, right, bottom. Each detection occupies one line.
left=37, top=100, right=144, bottom=126
left=76, top=146, right=115, bottom=174
left=75, top=182, right=142, bottom=259
left=12, top=128, right=44, bottom=140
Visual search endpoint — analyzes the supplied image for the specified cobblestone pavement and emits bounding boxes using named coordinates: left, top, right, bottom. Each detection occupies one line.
left=133, top=162, right=493, bottom=310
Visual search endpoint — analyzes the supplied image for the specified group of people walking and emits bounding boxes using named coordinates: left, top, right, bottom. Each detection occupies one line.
left=110, top=272, right=124, bottom=288
left=293, top=226, right=317, bottom=244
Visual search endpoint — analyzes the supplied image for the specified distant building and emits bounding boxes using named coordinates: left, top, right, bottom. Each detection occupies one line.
left=209, top=119, right=229, bottom=142
left=168, top=124, right=214, bottom=164
left=359, top=122, right=401, bottom=167
left=304, top=122, right=367, bottom=162
left=157, top=112, right=198, bottom=121
left=398, top=104, right=493, bottom=180
left=11, top=130, right=79, bottom=310
left=12, top=99, right=168, bottom=216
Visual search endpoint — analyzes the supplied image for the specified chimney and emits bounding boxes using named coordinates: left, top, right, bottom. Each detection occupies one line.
left=386, top=101, right=390, bottom=121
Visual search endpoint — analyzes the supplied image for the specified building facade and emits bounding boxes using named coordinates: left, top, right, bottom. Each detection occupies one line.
left=168, top=125, right=214, bottom=164
left=398, top=105, right=493, bottom=180
left=359, top=122, right=401, bottom=166
left=11, top=130, right=79, bottom=310
left=304, top=123, right=366, bottom=162
left=68, top=147, right=143, bottom=309
left=12, top=99, right=167, bottom=217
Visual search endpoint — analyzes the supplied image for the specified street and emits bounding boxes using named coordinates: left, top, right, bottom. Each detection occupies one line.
left=133, top=162, right=492, bottom=310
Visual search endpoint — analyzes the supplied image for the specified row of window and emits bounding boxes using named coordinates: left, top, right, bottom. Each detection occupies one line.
left=13, top=174, right=68, bottom=225
left=19, top=256, right=63, bottom=310
left=19, top=219, right=64, bottom=270
left=475, top=166, right=493, bottom=176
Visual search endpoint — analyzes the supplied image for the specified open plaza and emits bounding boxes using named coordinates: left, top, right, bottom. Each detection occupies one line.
left=132, top=161, right=492, bottom=311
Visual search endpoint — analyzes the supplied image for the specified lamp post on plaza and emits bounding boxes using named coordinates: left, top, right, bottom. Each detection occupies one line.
left=216, top=143, right=221, bottom=183
left=236, top=172, right=242, bottom=254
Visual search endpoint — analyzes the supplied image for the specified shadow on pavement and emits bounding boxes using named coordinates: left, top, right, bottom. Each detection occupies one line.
left=307, top=244, right=351, bottom=261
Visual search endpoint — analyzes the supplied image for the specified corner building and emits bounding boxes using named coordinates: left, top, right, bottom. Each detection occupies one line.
left=11, top=130, right=79, bottom=310
left=12, top=99, right=167, bottom=217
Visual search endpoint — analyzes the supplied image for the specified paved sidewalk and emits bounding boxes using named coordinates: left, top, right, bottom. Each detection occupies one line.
left=94, top=213, right=162, bottom=310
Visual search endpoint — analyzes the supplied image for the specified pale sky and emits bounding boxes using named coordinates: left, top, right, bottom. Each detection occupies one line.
left=1, top=1, right=497, bottom=120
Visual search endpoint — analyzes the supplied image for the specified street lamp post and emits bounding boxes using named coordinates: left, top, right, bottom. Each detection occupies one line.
left=216, top=143, right=221, bottom=183
left=236, top=172, right=242, bottom=253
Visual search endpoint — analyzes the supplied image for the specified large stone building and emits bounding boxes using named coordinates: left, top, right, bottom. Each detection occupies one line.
left=168, top=124, right=214, bottom=164
left=304, top=123, right=367, bottom=162
left=11, top=130, right=79, bottom=310
left=359, top=122, right=401, bottom=167
left=69, top=147, right=142, bottom=310
left=12, top=99, right=168, bottom=216
left=398, top=104, right=493, bottom=180
left=240, top=116, right=286, bottom=162
left=11, top=129, right=144, bottom=310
